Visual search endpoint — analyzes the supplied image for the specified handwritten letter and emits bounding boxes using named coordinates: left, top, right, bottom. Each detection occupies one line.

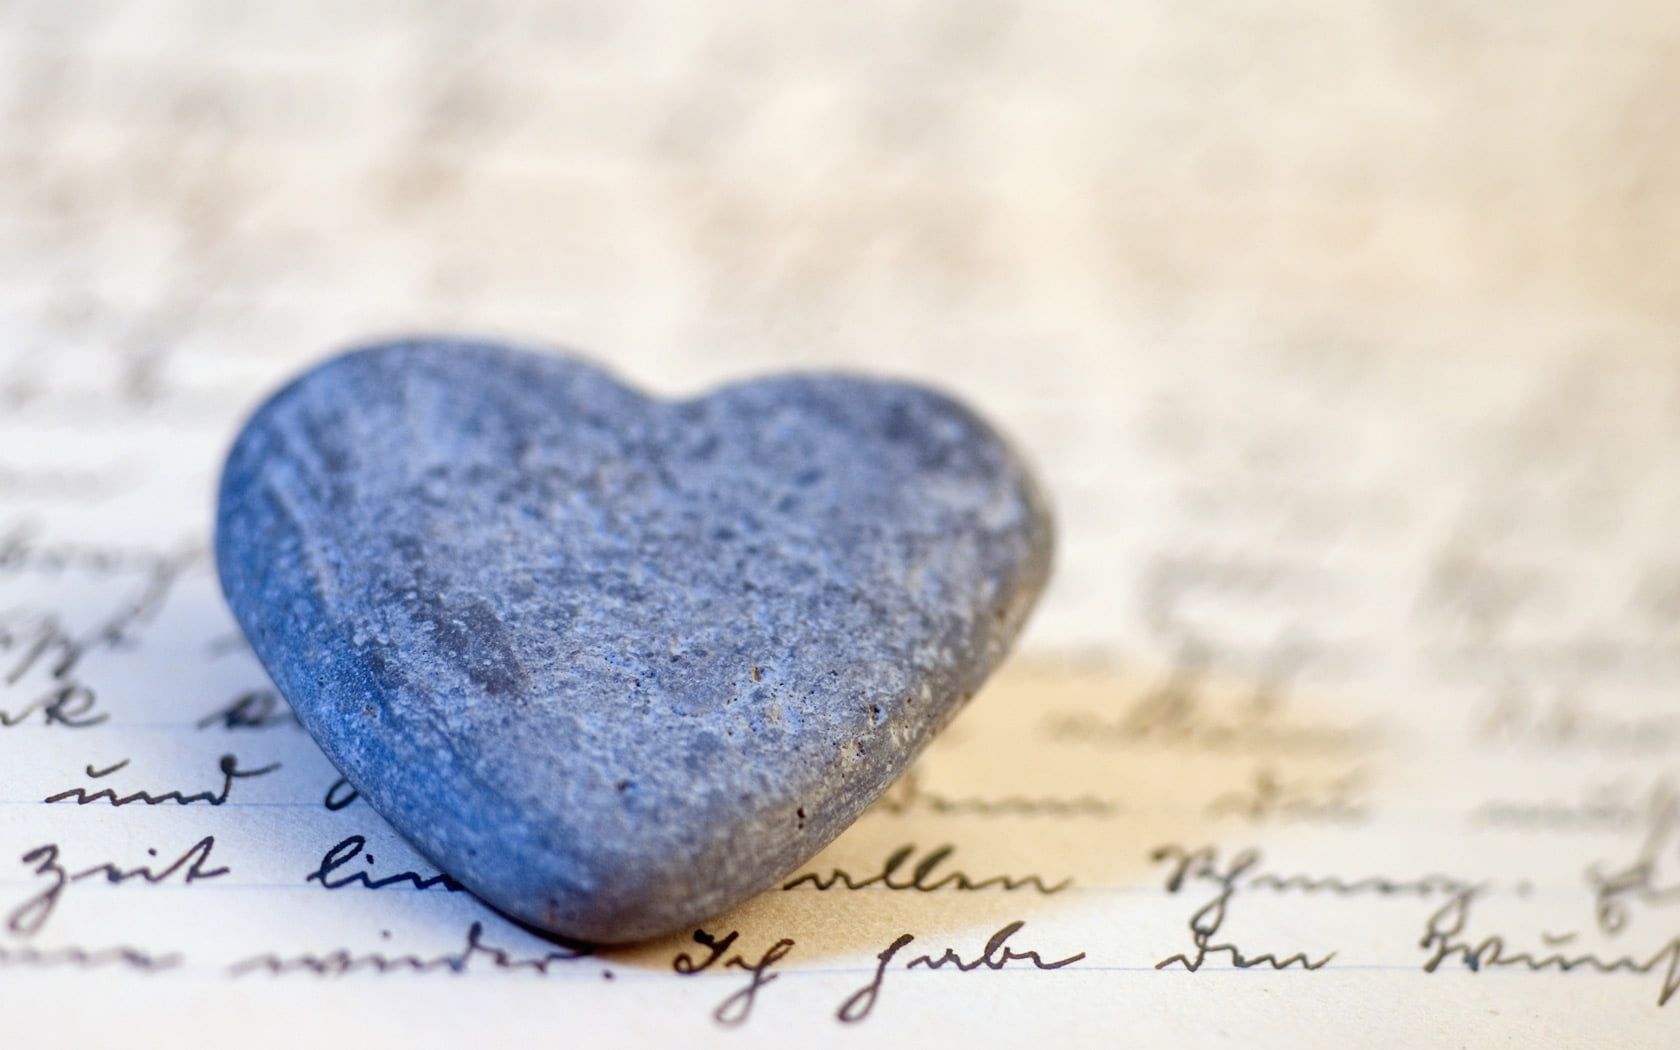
left=4, top=2, right=1680, bottom=1045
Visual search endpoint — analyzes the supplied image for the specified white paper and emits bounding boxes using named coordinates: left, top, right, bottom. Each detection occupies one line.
left=4, top=2, right=1680, bottom=1045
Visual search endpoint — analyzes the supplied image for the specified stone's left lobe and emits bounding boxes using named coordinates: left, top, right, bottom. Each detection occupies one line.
left=214, top=338, right=1052, bottom=943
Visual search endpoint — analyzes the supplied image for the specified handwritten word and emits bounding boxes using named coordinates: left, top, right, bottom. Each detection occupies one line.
left=1469, top=777, right=1677, bottom=835
left=0, top=463, right=125, bottom=501
left=195, top=689, right=298, bottom=730
left=1155, top=843, right=1481, bottom=900
left=230, top=921, right=590, bottom=977
left=837, top=921, right=1085, bottom=1023
left=0, top=679, right=104, bottom=728
left=0, top=942, right=180, bottom=971
left=1040, top=642, right=1378, bottom=756
left=784, top=843, right=1069, bottom=894
left=1207, top=764, right=1368, bottom=824
left=672, top=929, right=796, bottom=1026
left=1153, top=845, right=1334, bottom=974
left=871, top=769, right=1117, bottom=819
left=1588, top=858, right=1680, bottom=937
left=0, top=613, right=108, bottom=728
left=1586, top=782, right=1680, bottom=934
left=8, top=836, right=228, bottom=936
left=43, top=754, right=280, bottom=805
left=1477, top=684, right=1680, bottom=756
left=0, top=545, right=196, bottom=686
left=1421, top=889, right=1680, bottom=1007
left=306, top=835, right=463, bottom=892
left=0, top=524, right=193, bottom=578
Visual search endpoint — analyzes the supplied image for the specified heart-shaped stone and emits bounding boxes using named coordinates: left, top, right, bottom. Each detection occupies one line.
left=215, top=339, right=1052, bottom=943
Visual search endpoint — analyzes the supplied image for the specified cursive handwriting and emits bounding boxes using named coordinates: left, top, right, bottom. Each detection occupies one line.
left=8, top=835, right=228, bottom=936
left=1476, top=684, right=1680, bottom=756
left=784, top=843, right=1069, bottom=894
left=1207, top=764, right=1369, bottom=824
left=1469, top=776, right=1677, bottom=836
left=871, top=769, right=1117, bottom=819
left=306, top=835, right=463, bottom=892
left=0, top=524, right=194, bottom=579
left=230, top=921, right=590, bottom=976
left=0, top=942, right=181, bottom=971
left=44, top=754, right=281, bottom=805
left=1583, top=779, right=1680, bottom=935
left=1041, top=642, right=1379, bottom=756
left=195, top=689, right=299, bottom=730
left=0, top=679, right=104, bottom=728
left=837, top=921, right=1085, bottom=1023
left=1153, top=845, right=1335, bottom=974
left=1154, top=843, right=1480, bottom=900
left=1421, top=888, right=1680, bottom=1007
left=0, top=543, right=197, bottom=686
left=1588, top=859, right=1680, bottom=937
left=672, top=929, right=797, bottom=1026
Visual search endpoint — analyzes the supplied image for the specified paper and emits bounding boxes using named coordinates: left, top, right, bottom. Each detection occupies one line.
left=5, top=2, right=1680, bottom=1045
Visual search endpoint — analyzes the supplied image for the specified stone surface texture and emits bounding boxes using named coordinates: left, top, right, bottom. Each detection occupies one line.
left=215, top=339, right=1052, bottom=943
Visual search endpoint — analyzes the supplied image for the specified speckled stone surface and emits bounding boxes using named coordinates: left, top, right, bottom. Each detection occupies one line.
left=215, top=339, right=1053, bottom=944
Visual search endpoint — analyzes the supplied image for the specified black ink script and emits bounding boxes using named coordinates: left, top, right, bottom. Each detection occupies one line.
left=44, top=754, right=280, bottom=805
left=672, top=929, right=797, bottom=1026
left=1421, top=887, right=1680, bottom=1007
left=230, top=921, right=590, bottom=976
left=837, top=921, right=1085, bottom=1024
left=8, top=836, right=228, bottom=936
left=784, top=843, right=1070, bottom=894
left=1154, top=844, right=1333, bottom=974
left=306, top=835, right=463, bottom=892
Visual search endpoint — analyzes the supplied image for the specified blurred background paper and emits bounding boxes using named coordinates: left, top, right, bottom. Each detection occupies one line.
left=3, top=2, right=1680, bottom=1046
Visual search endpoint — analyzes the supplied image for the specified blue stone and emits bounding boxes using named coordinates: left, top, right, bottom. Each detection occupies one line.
left=215, top=339, right=1052, bottom=943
